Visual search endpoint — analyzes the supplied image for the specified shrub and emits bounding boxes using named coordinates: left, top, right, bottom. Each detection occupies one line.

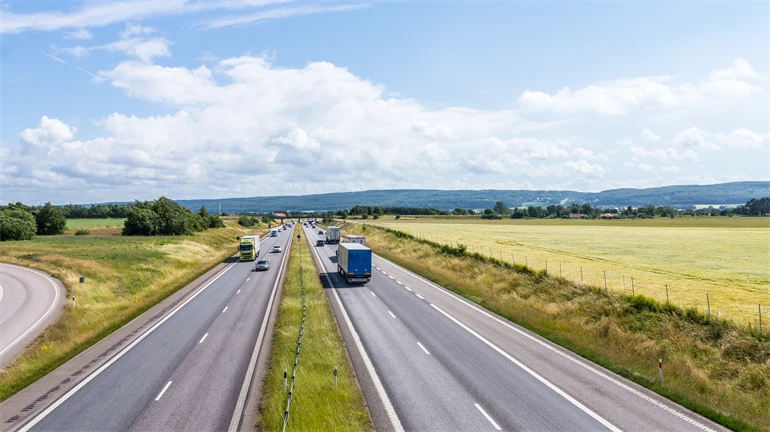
left=0, top=209, right=37, bottom=241
left=395, top=214, right=401, bottom=219
left=208, top=215, right=225, bottom=228
left=35, top=202, right=67, bottom=235
left=123, top=208, right=160, bottom=236
left=75, top=229, right=90, bottom=236
left=238, top=215, right=255, bottom=227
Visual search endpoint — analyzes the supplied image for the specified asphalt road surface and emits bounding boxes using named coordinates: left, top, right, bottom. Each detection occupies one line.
left=19, top=229, right=292, bottom=432
left=0, top=263, right=66, bottom=368
left=305, top=225, right=729, bottom=432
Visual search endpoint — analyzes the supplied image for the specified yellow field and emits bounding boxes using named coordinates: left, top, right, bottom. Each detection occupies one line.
left=371, top=217, right=770, bottom=325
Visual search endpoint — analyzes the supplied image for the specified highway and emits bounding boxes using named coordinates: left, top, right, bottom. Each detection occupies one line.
left=17, top=229, right=293, bottom=432
left=0, top=263, right=66, bottom=368
left=304, top=225, right=729, bottom=432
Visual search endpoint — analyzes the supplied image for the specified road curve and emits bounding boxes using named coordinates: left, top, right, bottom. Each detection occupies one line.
left=0, top=263, right=66, bottom=368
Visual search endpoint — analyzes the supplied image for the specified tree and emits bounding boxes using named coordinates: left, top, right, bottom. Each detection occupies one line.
left=152, top=197, right=192, bottom=235
left=208, top=214, right=225, bottom=228
left=0, top=208, right=37, bottom=241
left=123, top=208, right=160, bottom=236
left=35, top=202, right=67, bottom=235
left=238, top=215, right=255, bottom=227
left=493, top=201, right=511, bottom=215
left=261, top=216, right=272, bottom=225
left=511, top=208, right=527, bottom=219
left=199, top=206, right=209, bottom=219
left=395, top=214, right=401, bottom=219
left=452, top=208, right=468, bottom=215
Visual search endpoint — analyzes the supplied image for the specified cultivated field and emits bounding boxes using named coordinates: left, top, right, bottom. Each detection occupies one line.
left=66, top=218, right=126, bottom=229
left=371, top=217, right=770, bottom=325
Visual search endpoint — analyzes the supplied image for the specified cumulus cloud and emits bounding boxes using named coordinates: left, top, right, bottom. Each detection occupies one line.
left=672, top=127, right=768, bottom=151
left=630, top=146, right=699, bottom=162
left=64, top=28, right=92, bottom=40
left=673, top=127, right=722, bottom=151
left=19, top=116, right=77, bottom=147
left=517, top=59, right=763, bottom=116
left=642, top=128, right=660, bottom=142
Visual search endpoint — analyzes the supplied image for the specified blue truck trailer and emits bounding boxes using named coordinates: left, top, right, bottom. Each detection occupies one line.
left=337, top=242, right=372, bottom=284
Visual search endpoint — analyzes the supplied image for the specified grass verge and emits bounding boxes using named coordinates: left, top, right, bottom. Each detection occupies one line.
left=343, top=222, right=770, bottom=432
left=257, top=230, right=372, bottom=432
left=0, top=220, right=265, bottom=401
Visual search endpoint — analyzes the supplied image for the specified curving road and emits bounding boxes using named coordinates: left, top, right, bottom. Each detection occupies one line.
left=0, top=263, right=66, bottom=368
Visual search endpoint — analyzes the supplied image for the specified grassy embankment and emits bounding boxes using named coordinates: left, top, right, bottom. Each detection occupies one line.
left=344, top=222, right=770, bottom=432
left=370, top=216, right=770, bottom=326
left=257, top=230, right=371, bottom=432
left=0, top=218, right=269, bottom=401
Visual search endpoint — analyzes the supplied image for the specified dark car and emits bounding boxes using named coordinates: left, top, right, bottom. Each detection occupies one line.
left=318, top=230, right=323, bottom=235
left=316, top=239, right=325, bottom=247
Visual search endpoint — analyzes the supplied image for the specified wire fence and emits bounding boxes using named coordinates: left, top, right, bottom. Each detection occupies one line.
left=407, top=231, right=767, bottom=334
left=282, top=241, right=307, bottom=432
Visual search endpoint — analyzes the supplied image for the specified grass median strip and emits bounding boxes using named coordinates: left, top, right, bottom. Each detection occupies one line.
left=344, top=222, right=769, bottom=432
left=0, top=219, right=268, bottom=401
left=257, top=232, right=372, bottom=432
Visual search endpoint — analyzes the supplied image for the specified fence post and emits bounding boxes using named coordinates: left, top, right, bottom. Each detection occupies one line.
left=707, top=294, right=710, bottom=320
left=760, top=304, right=763, bottom=337
left=604, top=271, right=607, bottom=294
left=545, top=261, right=548, bottom=274
left=559, top=263, right=562, bottom=278
left=631, top=277, right=635, bottom=295
left=284, top=369, right=287, bottom=390
left=512, top=254, right=515, bottom=266
left=334, top=366, right=338, bottom=387
left=580, top=266, right=583, bottom=284
left=622, top=274, right=626, bottom=294
left=658, top=359, right=663, bottom=383
left=666, top=284, right=669, bottom=303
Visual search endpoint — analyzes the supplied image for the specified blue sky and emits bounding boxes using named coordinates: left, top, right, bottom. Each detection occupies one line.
left=1, top=0, right=768, bottom=204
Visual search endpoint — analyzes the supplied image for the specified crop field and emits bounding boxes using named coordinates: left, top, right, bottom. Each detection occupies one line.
left=66, top=218, right=126, bottom=229
left=371, top=217, right=770, bottom=325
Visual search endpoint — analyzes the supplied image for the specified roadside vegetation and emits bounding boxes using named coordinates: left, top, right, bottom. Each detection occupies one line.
left=343, top=222, right=770, bottom=432
left=369, top=216, right=769, bottom=325
left=0, top=218, right=263, bottom=401
left=257, top=230, right=371, bottom=432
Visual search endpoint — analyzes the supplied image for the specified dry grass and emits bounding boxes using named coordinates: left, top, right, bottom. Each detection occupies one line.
left=0, top=219, right=265, bottom=400
left=257, top=230, right=372, bottom=432
left=344, top=222, right=770, bottom=432
left=370, top=216, right=770, bottom=325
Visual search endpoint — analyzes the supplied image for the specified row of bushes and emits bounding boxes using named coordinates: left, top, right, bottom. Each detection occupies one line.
left=237, top=215, right=271, bottom=228
left=0, top=203, right=67, bottom=241
left=123, top=197, right=224, bottom=236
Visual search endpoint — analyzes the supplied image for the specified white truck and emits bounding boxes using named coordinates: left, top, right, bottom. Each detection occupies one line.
left=326, top=226, right=341, bottom=244
left=270, top=229, right=279, bottom=237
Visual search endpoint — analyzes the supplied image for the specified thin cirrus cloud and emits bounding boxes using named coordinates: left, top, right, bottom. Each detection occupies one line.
left=58, top=26, right=172, bottom=63
left=0, top=0, right=295, bottom=34
left=198, top=3, right=372, bottom=29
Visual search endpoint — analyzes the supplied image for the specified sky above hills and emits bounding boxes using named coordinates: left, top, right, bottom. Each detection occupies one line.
left=1, top=0, right=768, bottom=204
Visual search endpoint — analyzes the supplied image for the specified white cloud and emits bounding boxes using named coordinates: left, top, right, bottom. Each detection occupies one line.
left=673, top=127, right=721, bottom=151
left=710, top=58, right=761, bottom=80
left=61, top=26, right=172, bottom=63
left=659, top=165, right=681, bottom=173
left=19, top=116, right=76, bottom=147
left=517, top=59, right=763, bottom=116
left=121, top=24, right=156, bottom=39
left=64, top=28, right=92, bottom=40
left=642, top=128, right=660, bottom=142
left=637, top=163, right=655, bottom=171
left=560, top=160, right=606, bottom=179
left=714, top=128, right=768, bottom=149
left=200, top=3, right=370, bottom=30
left=0, top=0, right=292, bottom=34
left=672, top=127, right=768, bottom=151
left=630, top=146, right=699, bottom=162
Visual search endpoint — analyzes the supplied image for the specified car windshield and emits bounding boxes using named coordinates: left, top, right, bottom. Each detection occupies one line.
left=257, top=260, right=268, bottom=265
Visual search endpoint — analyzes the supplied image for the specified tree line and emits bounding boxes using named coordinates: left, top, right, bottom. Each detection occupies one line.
left=0, top=202, right=68, bottom=241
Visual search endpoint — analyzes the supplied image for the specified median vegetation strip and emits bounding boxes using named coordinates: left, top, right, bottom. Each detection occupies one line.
left=257, top=230, right=371, bottom=432
left=0, top=218, right=266, bottom=401
left=343, top=222, right=769, bottom=432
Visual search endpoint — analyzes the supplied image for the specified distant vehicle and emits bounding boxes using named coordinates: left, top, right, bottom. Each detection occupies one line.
left=272, top=245, right=282, bottom=253
left=318, top=230, right=324, bottom=235
left=270, top=229, right=279, bottom=237
left=336, top=243, right=372, bottom=284
left=326, top=226, right=340, bottom=244
left=254, top=260, right=270, bottom=271
left=342, top=234, right=366, bottom=245
left=239, top=235, right=260, bottom=261
left=316, top=239, right=325, bottom=247
left=283, top=226, right=287, bottom=230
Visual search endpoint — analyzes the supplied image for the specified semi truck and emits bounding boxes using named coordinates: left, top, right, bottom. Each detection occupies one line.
left=341, top=234, right=366, bottom=245
left=239, top=235, right=260, bottom=261
left=337, top=242, right=372, bottom=284
left=326, top=226, right=341, bottom=244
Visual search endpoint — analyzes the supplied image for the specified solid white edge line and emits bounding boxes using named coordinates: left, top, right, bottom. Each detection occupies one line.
left=474, top=403, right=502, bottom=431
left=0, top=264, right=62, bottom=358
left=0, top=282, right=4, bottom=304
left=307, top=234, right=404, bottom=432
left=17, top=261, right=239, bottom=432
left=431, top=303, right=622, bottom=432
left=246, top=277, right=250, bottom=281
left=374, top=255, right=716, bottom=432
left=236, top=289, right=241, bottom=294
left=222, top=306, right=228, bottom=313
left=388, top=311, right=396, bottom=319
left=155, top=381, right=172, bottom=401
left=417, top=342, right=430, bottom=355
left=199, top=333, right=208, bottom=344
left=227, top=231, right=292, bottom=432
left=415, top=294, right=425, bottom=300
left=370, top=291, right=376, bottom=297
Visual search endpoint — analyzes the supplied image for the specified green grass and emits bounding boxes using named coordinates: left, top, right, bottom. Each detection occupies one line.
left=66, top=218, right=126, bottom=229
left=344, top=222, right=770, bottom=432
left=370, top=216, right=770, bottom=325
left=0, top=220, right=264, bottom=401
left=257, top=230, right=371, bottom=432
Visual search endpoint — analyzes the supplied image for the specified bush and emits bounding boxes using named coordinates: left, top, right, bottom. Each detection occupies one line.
left=361, top=214, right=369, bottom=220
left=373, top=214, right=380, bottom=219
left=35, top=202, right=67, bottom=235
left=395, top=214, right=401, bottom=219
left=238, top=215, right=255, bottom=227
left=152, top=197, right=193, bottom=235
left=208, top=215, right=225, bottom=228
left=0, top=209, right=37, bottom=241
left=123, top=208, right=160, bottom=236
left=75, top=229, right=90, bottom=236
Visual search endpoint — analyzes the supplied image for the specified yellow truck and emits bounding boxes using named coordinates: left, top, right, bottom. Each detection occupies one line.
left=239, top=235, right=260, bottom=261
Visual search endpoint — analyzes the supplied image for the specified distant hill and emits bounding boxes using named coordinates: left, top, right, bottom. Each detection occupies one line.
left=172, top=181, right=770, bottom=213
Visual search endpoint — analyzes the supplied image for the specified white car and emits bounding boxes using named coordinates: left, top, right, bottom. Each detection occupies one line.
left=272, top=245, right=282, bottom=253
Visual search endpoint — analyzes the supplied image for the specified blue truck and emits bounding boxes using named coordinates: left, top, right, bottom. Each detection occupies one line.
left=336, top=242, right=372, bottom=284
